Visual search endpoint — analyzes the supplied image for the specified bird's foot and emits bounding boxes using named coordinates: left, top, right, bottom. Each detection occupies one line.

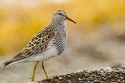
left=29, top=77, right=35, bottom=82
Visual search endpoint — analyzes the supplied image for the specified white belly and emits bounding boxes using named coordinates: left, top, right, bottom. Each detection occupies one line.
left=8, top=46, right=58, bottom=66
left=27, top=45, right=58, bottom=62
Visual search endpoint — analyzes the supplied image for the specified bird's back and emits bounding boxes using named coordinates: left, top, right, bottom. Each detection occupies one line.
left=3, top=22, right=67, bottom=66
left=3, top=25, right=56, bottom=66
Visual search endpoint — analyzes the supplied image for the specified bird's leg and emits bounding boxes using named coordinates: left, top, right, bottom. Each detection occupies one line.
left=42, top=62, right=49, bottom=78
left=31, top=61, right=39, bottom=81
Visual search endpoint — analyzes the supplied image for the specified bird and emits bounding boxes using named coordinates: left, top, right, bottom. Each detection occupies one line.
left=3, top=9, right=76, bottom=81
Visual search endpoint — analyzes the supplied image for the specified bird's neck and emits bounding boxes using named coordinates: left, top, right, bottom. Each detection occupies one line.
left=51, top=18, right=66, bottom=26
left=51, top=18, right=67, bottom=35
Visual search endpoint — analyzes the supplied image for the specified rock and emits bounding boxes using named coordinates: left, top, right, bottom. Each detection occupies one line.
left=37, top=67, right=125, bottom=83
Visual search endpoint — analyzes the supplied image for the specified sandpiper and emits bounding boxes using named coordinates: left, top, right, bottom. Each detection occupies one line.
left=3, top=9, right=76, bottom=81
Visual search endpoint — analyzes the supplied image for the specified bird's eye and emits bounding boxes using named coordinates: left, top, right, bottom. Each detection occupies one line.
left=59, top=13, right=61, bottom=15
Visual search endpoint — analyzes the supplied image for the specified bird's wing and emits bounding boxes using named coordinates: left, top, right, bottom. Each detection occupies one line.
left=11, top=26, right=56, bottom=62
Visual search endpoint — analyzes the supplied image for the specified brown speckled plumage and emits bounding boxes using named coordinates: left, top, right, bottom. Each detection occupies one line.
left=11, top=26, right=56, bottom=62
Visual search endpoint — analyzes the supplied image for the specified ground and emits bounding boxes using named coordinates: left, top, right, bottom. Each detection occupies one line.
left=38, top=67, right=125, bottom=83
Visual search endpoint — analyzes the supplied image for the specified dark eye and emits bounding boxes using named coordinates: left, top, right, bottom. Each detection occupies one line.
left=59, top=13, right=61, bottom=15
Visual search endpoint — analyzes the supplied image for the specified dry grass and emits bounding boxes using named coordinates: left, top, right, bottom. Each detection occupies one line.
left=0, top=0, right=125, bottom=55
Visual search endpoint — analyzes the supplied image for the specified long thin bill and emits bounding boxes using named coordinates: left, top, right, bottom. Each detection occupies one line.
left=66, top=16, right=76, bottom=24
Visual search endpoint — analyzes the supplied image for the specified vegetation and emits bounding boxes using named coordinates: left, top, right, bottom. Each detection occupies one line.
left=0, top=0, right=125, bottom=55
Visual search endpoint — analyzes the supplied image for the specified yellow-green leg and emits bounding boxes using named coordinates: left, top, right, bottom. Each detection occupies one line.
left=42, top=62, right=48, bottom=78
left=31, top=61, right=39, bottom=81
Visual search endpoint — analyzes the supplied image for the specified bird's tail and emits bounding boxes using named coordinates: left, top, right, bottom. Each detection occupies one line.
left=3, top=60, right=13, bottom=67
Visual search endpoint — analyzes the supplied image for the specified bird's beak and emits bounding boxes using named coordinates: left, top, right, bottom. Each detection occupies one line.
left=66, top=16, right=76, bottom=24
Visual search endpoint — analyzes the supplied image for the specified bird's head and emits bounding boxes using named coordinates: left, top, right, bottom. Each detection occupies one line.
left=52, top=9, right=76, bottom=24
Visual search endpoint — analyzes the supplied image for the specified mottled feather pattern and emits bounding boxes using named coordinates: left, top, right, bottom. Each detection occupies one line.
left=54, top=25, right=67, bottom=54
left=11, top=25, right=56, bottom=62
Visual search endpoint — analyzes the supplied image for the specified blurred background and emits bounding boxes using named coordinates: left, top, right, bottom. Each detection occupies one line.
left=0, top=0, right=125, bottom=83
